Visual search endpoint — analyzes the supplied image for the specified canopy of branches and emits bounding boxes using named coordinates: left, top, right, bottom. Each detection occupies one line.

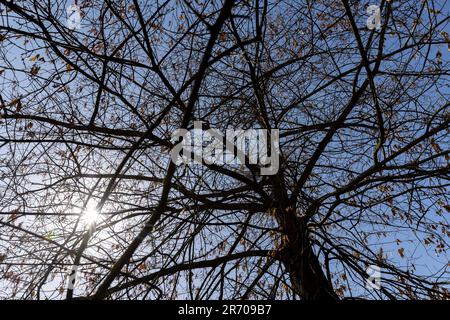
left=0, top=0, right=448, bottom=300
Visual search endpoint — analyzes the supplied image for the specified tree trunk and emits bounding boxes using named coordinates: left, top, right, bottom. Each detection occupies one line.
left=274, top=206, right=338, bottom=300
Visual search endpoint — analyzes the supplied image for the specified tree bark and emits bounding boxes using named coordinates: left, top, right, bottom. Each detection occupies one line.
left=271, top=175, right=337, bottom=300
left=274, top=206, right=338, bottom=300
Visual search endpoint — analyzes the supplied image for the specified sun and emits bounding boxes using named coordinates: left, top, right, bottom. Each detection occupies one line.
left=81, top=205, right=100, bottom=227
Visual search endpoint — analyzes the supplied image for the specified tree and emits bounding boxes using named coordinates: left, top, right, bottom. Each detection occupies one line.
left=0, top=0, right=448, bottom=300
